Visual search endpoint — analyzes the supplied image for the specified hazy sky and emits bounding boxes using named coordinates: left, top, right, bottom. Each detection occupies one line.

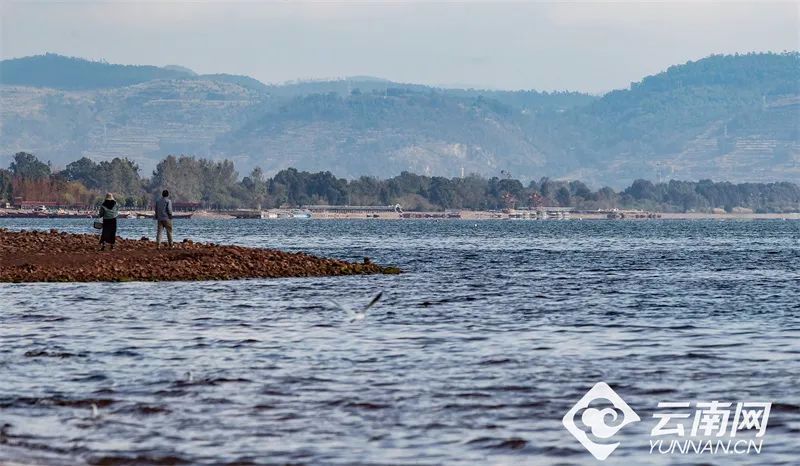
left=1, top=1, right=797, bottom=93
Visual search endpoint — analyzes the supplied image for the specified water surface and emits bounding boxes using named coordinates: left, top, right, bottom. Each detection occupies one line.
left=1, top=218, right=798, bottom=465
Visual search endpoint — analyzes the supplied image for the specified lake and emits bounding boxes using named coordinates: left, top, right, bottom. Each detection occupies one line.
left=1, top=218, right=798, bottom=465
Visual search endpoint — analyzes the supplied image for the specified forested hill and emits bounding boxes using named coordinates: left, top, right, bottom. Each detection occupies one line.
left=526, top=52, right=800, bottom=182
left=216, top=90, right=543, bottom=178
left=0, top=53, right=265, bottom=91
left=1, top=52, right=797, bottom=186
left=263, top=78, right=596, bottom=111
left=0, top=53, right=194, bottom=89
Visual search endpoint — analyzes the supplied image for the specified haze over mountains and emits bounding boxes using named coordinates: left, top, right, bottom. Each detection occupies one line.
left=1, top=52, right=797, bottom=186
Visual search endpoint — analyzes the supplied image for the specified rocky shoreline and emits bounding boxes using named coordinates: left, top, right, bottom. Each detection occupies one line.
left=0, top=229, right=399, bottom=282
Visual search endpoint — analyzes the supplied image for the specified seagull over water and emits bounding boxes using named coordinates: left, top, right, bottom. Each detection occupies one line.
left=330, top=291, right=383, bottom=322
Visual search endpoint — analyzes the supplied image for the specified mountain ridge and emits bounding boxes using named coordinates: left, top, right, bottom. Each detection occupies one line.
left=1, top=52, right=797, bottom=186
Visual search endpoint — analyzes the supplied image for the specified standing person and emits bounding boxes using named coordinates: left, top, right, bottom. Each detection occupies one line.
left=155, top=189, right=174, bottom=249
left=97, top=193, right=119, bottom=251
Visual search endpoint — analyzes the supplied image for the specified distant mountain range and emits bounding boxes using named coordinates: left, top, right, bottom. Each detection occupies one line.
left=1, top=52, right=797, bottom=186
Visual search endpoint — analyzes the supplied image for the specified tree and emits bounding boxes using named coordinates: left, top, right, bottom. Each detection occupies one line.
left=63, top=157, right=101, bottom=188
left=569, top=180, right=592, bottom=200
left=149, top=155, right=203, bottom=202
left=348, top=176, right=381, bottom=206
left=454, top=174, right=489, bottom=210
left=594, top=187, right=618, bottom=209
left=96, top=158, right=142, bottom=197
left=200, top=159, right=239, bottom=208
left=241, top=167, right=268, bottom=208
left=60, top=181, right=96, bottom=207
left=428, top=177, right=457, bottom=208
left=539, top=177, right=557, bottom=200
left=528, top=191, right=545, bottom=208
left=625, top=179, right=657, bottom=201
left=0, top=169, right=12, bottom=202
left=555, top=186, right=572, bottom=206
left=9, top=152, right=50, bottom=180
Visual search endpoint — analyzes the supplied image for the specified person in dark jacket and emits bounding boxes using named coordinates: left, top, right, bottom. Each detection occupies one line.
left=97, top=193, right=119, bottom=251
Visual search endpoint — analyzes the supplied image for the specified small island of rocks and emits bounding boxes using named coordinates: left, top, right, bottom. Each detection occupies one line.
left=0, top=229, right=399, bottom=282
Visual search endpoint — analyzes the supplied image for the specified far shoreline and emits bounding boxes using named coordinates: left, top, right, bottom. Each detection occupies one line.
left=1, top=208, right=799, bottom=221
left=305, top=212, right=800, bottom=220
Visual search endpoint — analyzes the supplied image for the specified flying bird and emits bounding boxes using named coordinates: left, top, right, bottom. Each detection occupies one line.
left=330, top=291, right=383, bottom=322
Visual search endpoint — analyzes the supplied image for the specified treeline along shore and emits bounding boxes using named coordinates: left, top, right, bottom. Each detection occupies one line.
left=2, top=152, right=799, bottom=214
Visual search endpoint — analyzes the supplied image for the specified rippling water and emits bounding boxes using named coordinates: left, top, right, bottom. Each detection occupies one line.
left=1, top=218, right=798, bottom=465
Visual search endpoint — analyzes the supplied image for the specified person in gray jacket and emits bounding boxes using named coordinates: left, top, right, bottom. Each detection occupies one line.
left=155, top=189, right=174, bottom=249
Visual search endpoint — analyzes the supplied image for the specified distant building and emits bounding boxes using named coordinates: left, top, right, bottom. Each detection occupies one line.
left=15, top=200, right=60, bottom=208
left=302, top=204, right=402, bottom=214
left=173, top=202, right=202, bottom=212
left=13, top=200, right=93, bottom=209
